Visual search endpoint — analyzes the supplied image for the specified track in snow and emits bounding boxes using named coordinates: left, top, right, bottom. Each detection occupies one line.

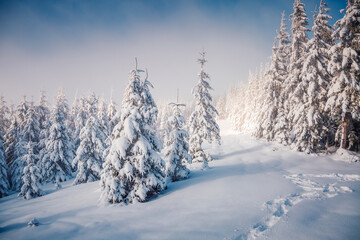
left=228, top=173, right=360, bottom=240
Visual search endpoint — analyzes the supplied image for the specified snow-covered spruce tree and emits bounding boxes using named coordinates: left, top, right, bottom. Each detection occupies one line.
left=228, top=83, right=242, bottom=130
left=280, top=0, right=310, bottom=145
left=18, top=143, right=43, bottom=200
left=37, top=92, right=51, bottom=169
left=182, top=100, right=195, bottom=128
left=290, top=1, right=333, bottom=153
left=9, top=102, right=40, bottom=191
left=68, top=91, right=79, bottom=137
left=73, top=115, right=107, bottom=185
left=159, top=104, right=172, bottom=145
left=98, top=97, right=110, bottom=137
left=241, top=70, right=259, bottom=133
left=0, top=96, right=10, bottom=136
left=226, top=85, right=238, bottom=124
left=230, top=82, right=247, bottom=131
left=256, top=42, right=277, bottom=139
left=252, top=63, right=271, bottom=137
left=17, top=96, right=29, bottom=131
left=87, top=93, right=98, bottom=116
left=215, top=93, right=227, bottom=120
left=9, top=135, right=27, bottom=191
left=22, top=102, right=41, bottom=153
left=4, top=107, right=18, bottom=166
left=73, top=96, right=88, bottom=151
left=326, top=0, right=360, bottom=149
left=0, top=132, right=10, bottom=198
left=164, top=103, right=191, bottom=182
left=42, top=91, right=74, bottom=183
left=188, top=51, right=221, bottom=167
left=9, top=96, right=30, bottom=189
left=252, top=64, right=268, bottom=134
left=37, top=91, right=50, bottom=134
left=100, top=61, right=165, bottom=204
left=262, top=12, right=291, bottom=142
left=103, top=96, right=119, bottom=162
left=107, top=95, right=119, bottom=134
left=73, top=94, right=107, bottom=185
left=240, top=66, right=268, bottom=134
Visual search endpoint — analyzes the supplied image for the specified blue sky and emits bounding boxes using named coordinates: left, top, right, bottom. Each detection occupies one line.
left=0, top=0, right=348, bottom=104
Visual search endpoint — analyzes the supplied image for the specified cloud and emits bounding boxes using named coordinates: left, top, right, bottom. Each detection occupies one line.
left=0, top=0, right=278, bottom=105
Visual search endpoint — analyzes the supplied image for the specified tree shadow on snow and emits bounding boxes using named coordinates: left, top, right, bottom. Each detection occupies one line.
left=0, top=207, right=92, bottom=234
left=0, top=222, right=27, bottom=234
left=212, top=145, right=264, bottom=160
left=157, top=155, right=283, bottom=201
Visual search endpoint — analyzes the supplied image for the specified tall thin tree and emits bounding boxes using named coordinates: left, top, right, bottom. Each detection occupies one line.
left=188, top=50, right=221, bottom=168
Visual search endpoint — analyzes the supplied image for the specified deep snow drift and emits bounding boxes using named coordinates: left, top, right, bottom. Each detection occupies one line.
left=1, top=120, right=359, bottom=240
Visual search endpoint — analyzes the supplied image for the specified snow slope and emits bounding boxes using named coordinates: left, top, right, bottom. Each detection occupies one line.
left=1, top=120, right=360, bottom=240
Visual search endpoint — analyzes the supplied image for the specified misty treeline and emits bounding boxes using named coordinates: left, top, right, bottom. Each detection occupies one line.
left=215, top=0, right=360, bottom=154
left=0, top=52, right=221, bottom=204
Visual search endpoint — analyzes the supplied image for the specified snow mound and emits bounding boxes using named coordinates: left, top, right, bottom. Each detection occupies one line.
left=333, top=148, right=360, bottom=162
left=28, top=218, right=39, bottom=227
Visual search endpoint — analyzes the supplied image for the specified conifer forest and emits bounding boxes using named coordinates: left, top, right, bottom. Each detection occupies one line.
left=0, top=1, right=359, bottom=240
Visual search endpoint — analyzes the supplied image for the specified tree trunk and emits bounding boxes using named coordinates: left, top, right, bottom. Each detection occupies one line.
left=341, top=112, right=352, bottom=149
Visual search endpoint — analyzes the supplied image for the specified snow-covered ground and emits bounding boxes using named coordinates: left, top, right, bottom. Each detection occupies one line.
left=1, top=120, right=360, bottom=240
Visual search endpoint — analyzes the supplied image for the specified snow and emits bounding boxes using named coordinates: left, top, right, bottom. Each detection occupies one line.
left=1, top=120, right=360, bottom=240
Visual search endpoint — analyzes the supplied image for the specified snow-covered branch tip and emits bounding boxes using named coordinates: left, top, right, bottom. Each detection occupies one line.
left=144, top=69, right=154, bottom=88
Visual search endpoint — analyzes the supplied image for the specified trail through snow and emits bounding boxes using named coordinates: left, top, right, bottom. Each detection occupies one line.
left=233, top=173, right=359, bottom=240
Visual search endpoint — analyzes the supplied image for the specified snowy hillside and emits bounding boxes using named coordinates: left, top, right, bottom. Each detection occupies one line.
left=1, top=120, right=360, bottom=240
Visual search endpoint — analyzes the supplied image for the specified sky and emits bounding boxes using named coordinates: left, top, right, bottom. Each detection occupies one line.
left=0, top=0, right=347, bottom=106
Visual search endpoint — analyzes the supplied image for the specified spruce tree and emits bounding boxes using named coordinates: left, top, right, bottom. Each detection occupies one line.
left=189, top=51, right=221, bottom=167
left=73, top=94, right=107, bottom=185
left=250, top=64, right=268, bottom=134
left=100, top=61, right=165, bottom=204
left=9, top=102, right=40, bottom=191
left=42, top=91, right=74, bottom=183
left=281, top=0, right=310, bottom=145
left=17, top=96, right=29, bottom=132
left=9, top=135, right=27, bottom=191
left=87, top=93, right=98, bottom=116
left=292, top=1, right=332, bottom=153
left=230, top=82, right=247, bottom=131
left=73, top=115, right=107, bottom=185
left=22, top=102, right=41, bottom=152
left=256, top=42, right=278, bottom=139
left=37, top=91, right=50, bottom=134
left=242, top=69, right=263, bottom=133
left=74, top=96, right=88, bottom=151
left=68, top=91, right=79, bottom=138
left=215, top=94, right=227, bottom=120
left=4, top=107, right=18, bottom=166
left=107, top=96, right=119, bottom=134
left=0, top=96, right=10, bottom=136
left=18, top=143, right=43, bottom=200
left=0, top=132, right=10, bottom=198
left=269, top=12, right=291, bottom=142
left=164, top=103, right=191, bottom=182
left=37, top=92, right=51, bottom=169
left=326, top=0, right=360, bottom=149
left=98, top=97, right=110, bottom=137
left=159, top=104, right=172, bottom=145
